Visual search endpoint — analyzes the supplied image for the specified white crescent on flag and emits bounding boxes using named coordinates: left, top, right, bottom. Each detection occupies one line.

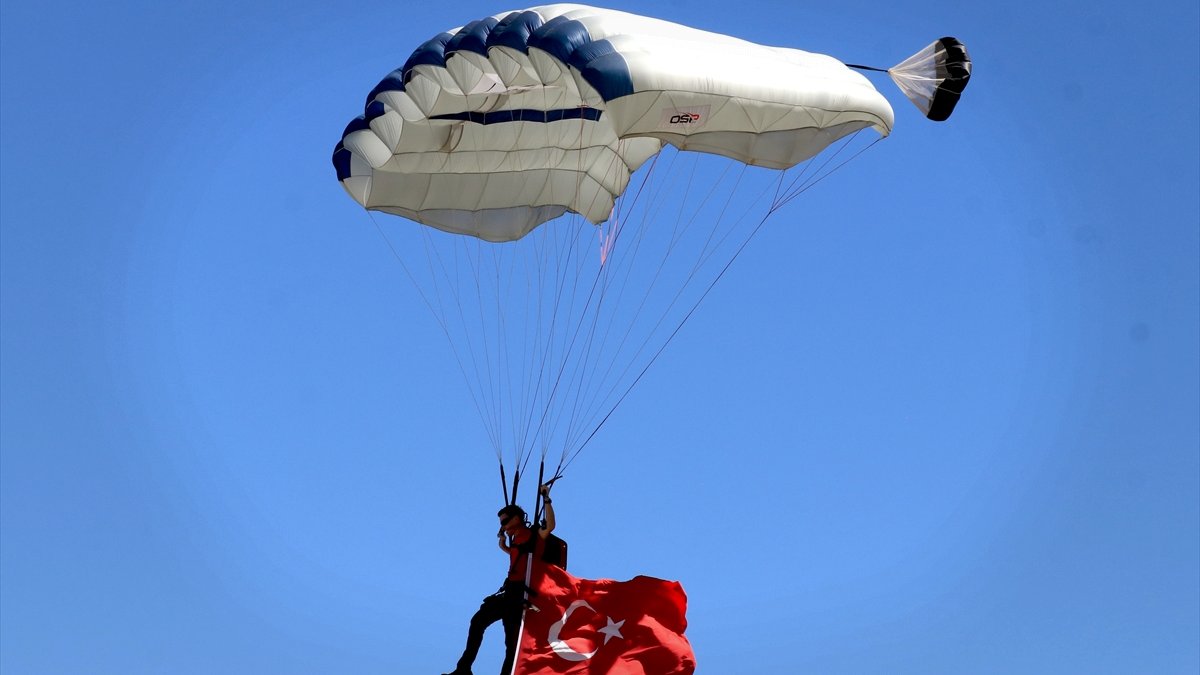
left=548, top=600, right=599, bottom=661
left=546, top=600, right=627, bottom=661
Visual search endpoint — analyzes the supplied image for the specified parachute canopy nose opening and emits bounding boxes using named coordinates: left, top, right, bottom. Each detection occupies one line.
left=888, top=37, right=972, bottom=122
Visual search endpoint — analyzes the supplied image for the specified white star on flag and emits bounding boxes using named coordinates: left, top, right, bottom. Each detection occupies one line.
left=598, top=617, right=625, bottom=645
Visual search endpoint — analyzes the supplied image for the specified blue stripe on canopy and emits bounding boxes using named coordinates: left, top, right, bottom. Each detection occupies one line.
left=487, top=10, right=544, bottom=52
left=331, top=143, right=352, bottom=181
left=341, top=114, right=371, bottom=137
left=446, top=17, right=500, bottom=57
left=568, top=39, right=633, bottom=101
left=430, top=107, right=603, bottom=124
left=365, top=69, right=405, bottom=107
left=402, top=32, right=455, bottom=79
left=528, top=16, right=633, bottom=101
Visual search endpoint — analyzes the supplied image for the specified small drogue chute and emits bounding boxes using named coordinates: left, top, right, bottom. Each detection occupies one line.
left=848, top=37, right=972, bottom=121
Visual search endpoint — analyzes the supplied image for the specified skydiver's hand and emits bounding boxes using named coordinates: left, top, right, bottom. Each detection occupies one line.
left=539, top=483, right=551, bottom=497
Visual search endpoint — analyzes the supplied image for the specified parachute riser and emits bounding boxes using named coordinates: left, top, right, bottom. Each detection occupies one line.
left=500, top=464, right=510, bottom=506
left=532, top=461, right=546, bottom=528
left=845, top=63, right=889, bottom=73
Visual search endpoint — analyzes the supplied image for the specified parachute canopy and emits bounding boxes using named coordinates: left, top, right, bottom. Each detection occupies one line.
left=332, top=4, right=894, bottom=243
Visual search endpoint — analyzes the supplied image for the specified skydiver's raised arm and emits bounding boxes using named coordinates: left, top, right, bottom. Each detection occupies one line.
left=538, top=483, right=555, bottom=538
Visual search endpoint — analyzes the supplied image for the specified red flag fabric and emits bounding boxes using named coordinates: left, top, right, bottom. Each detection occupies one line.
left=512, top=563, right=695, bottom=675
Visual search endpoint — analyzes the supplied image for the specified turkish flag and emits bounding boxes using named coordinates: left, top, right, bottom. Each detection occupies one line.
left=512, top=563, right=695, bottom=675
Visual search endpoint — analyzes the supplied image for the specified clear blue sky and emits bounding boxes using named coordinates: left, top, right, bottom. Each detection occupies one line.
left=2, top=0, right=1197, bottom=673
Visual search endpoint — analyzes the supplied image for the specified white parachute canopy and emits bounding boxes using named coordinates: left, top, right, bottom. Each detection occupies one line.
left=333, top=4, right=894, bottom=243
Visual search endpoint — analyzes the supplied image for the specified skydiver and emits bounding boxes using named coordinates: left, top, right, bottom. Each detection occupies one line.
left=443, top=483, right=556, bottom=675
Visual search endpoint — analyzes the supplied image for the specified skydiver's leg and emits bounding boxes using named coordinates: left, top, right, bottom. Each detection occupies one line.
left=453, top=593, right=505, bottom=673
left=498, top=594, right=524, bottom=675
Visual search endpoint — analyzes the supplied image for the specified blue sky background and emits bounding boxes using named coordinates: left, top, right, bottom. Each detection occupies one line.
left=2, top=0, right=1197, bottom=673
